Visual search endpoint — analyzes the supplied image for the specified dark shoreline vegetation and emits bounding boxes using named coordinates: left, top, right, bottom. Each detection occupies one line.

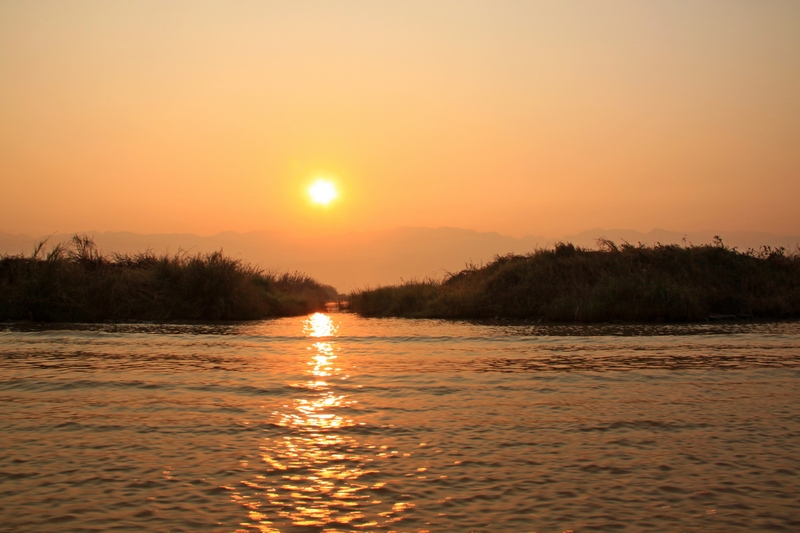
left=0, top=235, right=336, bottom=322
left=347, top=239, right=800, bottom=322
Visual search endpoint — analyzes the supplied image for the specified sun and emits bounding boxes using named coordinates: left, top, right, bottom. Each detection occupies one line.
left=308, top=178, right=338, bottom=205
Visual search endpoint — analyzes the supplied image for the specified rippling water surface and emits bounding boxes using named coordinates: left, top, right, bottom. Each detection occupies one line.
left=1, top=315, right=800, bottom=532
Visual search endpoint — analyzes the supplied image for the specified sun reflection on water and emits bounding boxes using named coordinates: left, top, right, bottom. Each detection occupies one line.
left=232, top=313, right=414, bottom=532
left=304, top=312, right=338, bottom=338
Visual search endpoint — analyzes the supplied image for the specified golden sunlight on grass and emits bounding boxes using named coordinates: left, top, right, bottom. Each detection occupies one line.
left=308, top=178, right=338, bottom=206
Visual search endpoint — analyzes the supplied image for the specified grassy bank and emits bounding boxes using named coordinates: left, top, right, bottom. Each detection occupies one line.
left=347, top=240, right=800, bottom=322
left=0, top=235, right=337, bottom=322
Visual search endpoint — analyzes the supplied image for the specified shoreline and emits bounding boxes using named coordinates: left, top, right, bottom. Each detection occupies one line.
left=0, top=235, right=336, bottom=322
left=346, top=240, right=800, bottom=322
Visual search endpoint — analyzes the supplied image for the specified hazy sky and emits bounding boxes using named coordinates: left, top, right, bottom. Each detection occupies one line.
left=2, top=1, right=799, bottom=238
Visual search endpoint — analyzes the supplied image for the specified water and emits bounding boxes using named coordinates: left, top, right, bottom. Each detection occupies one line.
left=1, top=315, right=799, bottom=533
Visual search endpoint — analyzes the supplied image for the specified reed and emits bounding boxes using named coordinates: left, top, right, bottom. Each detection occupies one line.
left=347, top=239, right=800, bottom=322
left=0, top=235, right=337, bottom=322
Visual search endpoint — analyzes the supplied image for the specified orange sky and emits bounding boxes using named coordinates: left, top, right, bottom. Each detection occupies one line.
left=1, top=1, right=799, bottom=238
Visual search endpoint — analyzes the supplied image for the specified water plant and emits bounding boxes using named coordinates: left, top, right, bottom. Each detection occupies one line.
left=0, top=235, right=337, bottom=322
left=347, top=239, right=800, bottom=322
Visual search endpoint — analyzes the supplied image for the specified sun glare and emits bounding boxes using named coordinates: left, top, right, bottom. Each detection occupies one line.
left=308, top=179, right=338, bottom=206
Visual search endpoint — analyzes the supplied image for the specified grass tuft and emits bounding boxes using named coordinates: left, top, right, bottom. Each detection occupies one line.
left=347, top=240, right=800, bottom=322
left=0, top=235, right=337, bottom=322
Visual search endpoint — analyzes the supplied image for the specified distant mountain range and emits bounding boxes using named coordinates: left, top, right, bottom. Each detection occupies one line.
left=2, top=227, right=798, bottom=292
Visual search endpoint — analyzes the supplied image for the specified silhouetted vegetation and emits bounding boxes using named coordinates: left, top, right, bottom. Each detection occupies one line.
left=347, top=239, right=800, bottom=322
left=0, top=235, right=337, bottom=322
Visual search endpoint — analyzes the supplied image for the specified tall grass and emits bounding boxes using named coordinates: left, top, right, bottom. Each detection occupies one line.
left=348, top=239, right=800, bottom=322
left=0, top=235, right=337, bottom=322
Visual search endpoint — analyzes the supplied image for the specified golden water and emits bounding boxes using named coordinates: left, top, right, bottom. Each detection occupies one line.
left=1, top=315, right=799, bottom=532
